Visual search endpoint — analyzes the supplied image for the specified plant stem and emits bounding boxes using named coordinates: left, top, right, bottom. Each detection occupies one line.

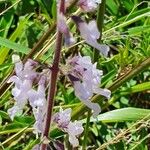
left=97, top=0, right=106, bottom=41
left=0, top=0, right=77, bottom=98
left=94, top=0, right=106, bottom=62
left=40, top=1, right=65, bottom=150
left=82, top=110, right=91, bottom=150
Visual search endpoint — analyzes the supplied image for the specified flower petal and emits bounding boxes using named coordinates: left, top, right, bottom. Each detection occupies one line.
left=78, top=0, right=101, bottom=12
left=72, top=16, right=109, bottom=56
left=7, top=105, right=23, bottom=120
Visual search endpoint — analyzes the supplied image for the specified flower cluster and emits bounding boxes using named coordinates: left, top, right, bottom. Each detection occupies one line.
left=8, top=1, right=111, bottom=149
left=7, top=55, right=47, bottom=134
left=71, top=16, right=109, bottom=56
left=57, top=12, right=76, bottom=46
left=66, top=55, right=111, bottom=117
left=53, top=108, right=84, bottom=147
left=57, top=0, right=109, bottom=57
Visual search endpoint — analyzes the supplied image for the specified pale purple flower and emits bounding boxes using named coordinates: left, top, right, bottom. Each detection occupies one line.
left=28, top=76, right=47, bottom=134
left=8, top=55, right=48, bottom=136
left=53, top=108, right=84, bottom=147
left=78, top=0, right=101, bottom=12
left=7, top=105, right=23, bottom=120
left=32, top=106, right=46, bottom=134
left=67, top=55, right=111, bottom=117
left=7, top=55, right=38, bottom=120
left=53, top=108, right=71, bottom=129
left=28, top=76, right=46, bottom=108
left=65, top=121, right=83, bottom=147
left=72, top=16, right=109, bottom=56
left=57, top=13, right=75, bottom=46
left=12, top=54, right=23, bottom=76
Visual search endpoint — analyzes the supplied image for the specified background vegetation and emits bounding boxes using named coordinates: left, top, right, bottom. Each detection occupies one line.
left=0, top=0, right=150, bottom=149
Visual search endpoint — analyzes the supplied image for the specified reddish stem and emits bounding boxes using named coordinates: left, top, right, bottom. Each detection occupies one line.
left=40, top=0, right=65, bottom=150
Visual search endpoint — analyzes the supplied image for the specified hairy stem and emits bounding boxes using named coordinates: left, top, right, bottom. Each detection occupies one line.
left=0, top=0, right=77, bottom=98
left=82, top=110, right=91, bottom=150
left=40, top=1, right=65, bottom=150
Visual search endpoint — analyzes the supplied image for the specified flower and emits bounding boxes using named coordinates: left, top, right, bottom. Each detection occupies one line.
left=57, top=12, right=76, bottom=46
left=66, top=121, right=84, bottom=147
left=71, top=16, right=109, bottom=56
left=53, top=108, right=84, bottom=147
left=28, top=76, right=47, bottom=134
left=78, top=0, right=101, bottom=12
left=66, top=55, right=111, bottom=117
left=7, top=55, right=38, bottom=120
left=7, top=105, right=23, bottom=120
left=53, top=108, right=72, bottom=129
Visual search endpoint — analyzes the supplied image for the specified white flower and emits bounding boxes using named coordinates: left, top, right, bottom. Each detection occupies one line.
left=53, top=108, right=72, bottom=128
left=67, top=55, right=111, bottom=117
left=71, top=16, right=109, bottom=56
left=53, top=108, right=84, bottom=147
left=8, top=55, right=48, bottom=136
left=32, top=106, right=46, bottom=134
left=7, top=105, right=23, bottom=120
left=65, top=121, right=84, bottom=147
left=7, top=55, right=38, bottom=120
left=78, top=0, right=101, bottom=12
left=28, top=76, right=46, bottom=108
left=57, top=13, right=76, bottom=46
left=28, top=76, right=47, bottom=134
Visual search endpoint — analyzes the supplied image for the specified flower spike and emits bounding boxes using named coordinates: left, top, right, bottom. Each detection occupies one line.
left=72, top=16, right=109, bottom=56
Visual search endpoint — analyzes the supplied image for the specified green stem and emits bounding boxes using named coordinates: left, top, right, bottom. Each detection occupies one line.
left=82, top=110, right=91, bottom=150
left=97, top=0, right=106, bottom=41
left=130, top=133, right=150, bottom=150
left=103, top=11, right=150, bottom=34
left=94, top=0, right=106, bottom=62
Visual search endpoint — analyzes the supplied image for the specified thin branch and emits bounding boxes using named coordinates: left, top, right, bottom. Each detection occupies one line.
left=40, top=0, right=65, bottom=150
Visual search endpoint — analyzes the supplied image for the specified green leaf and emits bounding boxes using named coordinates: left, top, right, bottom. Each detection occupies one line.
left=106, top=0, right=118, bottom=15
left=0, top=17, right=31, bottom=64
left=0, top=63, right=12, bottom=71
left=0, top=9, right=14, bottom=38
left=0, top=111, right=9, bottom=120
left=0, top=37, right=30, bottom=55
left=23, top=139, right=40, bottom=150
left=90, top=108, right=150, bottom=123
left=1, top=126, right=29, bottom=146
left=127, top=25, right=150, bottom=35
left=0, top=115, right=2, bottom=126
left=120, top=82, right=150, bottom=95
left=14, top=116, right=34, bottom=126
